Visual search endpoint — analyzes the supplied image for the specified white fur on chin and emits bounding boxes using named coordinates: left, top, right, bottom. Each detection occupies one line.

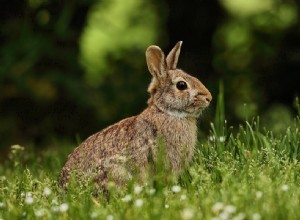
left=166, top=110, right=188, bottom=118
left=166, top=109, right=202, bottom=118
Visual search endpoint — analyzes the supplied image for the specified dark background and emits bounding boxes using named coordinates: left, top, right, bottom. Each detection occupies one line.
left=0, top=0, right=299, bottom=154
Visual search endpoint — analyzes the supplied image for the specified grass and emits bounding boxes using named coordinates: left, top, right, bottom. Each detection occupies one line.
left=0, top=95, right=300, bottom=220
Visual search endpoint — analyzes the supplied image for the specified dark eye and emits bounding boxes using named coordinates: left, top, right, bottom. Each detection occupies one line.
left=176, top=81, right=188, bottom=90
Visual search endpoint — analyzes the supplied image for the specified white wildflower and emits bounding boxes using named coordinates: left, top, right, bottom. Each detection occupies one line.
left=219, top=211, right=230, bottom=220
left=51, top=199, right=58, bottom=205
left=34, top=209, right=46, bottom=217
left=224, top=205, right=237, bottom=214
left=180, top=194, right=187, bottom=201
left=121, top=194, right=132, bottom=202
left=90, top=212, right=98, bottom=219
left=59, top=203, right=69, bottom=212
left=134, top=185, right=142, bottom=195
left=25, top=195, right=34, bottom=205
left=90, top=211, right=99, bottom=219
left=219, top=136, right=226, bottom=142
left=171, top=185, right=181, bottom=193
left=11, top=144, right=24, bottom=152
left=43, top=187, right=51, bottom=196
left=212, top=202, right=224, bottom=213
left=134, top=199, right=144, bottom=207
left=209, top=136, right=216, bottom=142
left=255, top=191, right=263, bottom=199
left=165, top=204, right=169, bottom=209
left=252, top=213, right=261, bottom=220
left=149, top=188, right=156, bottom=195
left=281, top=184, right=289, bottom=192
left=0, top=202, right=5, bottom=208
left=233, top=213, right=246, bottom=220
left=106, top=215, right=114, bottom=220
left=51, top=206, right=60, bottom=213
left=180, top=208, right=195, bottom=220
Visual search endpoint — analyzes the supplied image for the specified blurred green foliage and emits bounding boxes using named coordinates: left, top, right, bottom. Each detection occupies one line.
left=215, top=0, right=298, bottom=120
left=0, top=0, right=163, bottom=150
left=0, top=0, right=299, bottom=151
left=80, top=0, right=160, bottom=86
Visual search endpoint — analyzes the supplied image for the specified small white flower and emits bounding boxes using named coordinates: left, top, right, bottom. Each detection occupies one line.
left=51, top=199, right=58, bottom=205
left=212, top=202, right=224, bottom=213
left=90, top=212, right=99, bottom=219
left=219, top=136, right=226, bottom=142
left=180, top=194, right=187, bottom=201
left=0, top=202, right=5, bottom=208
left=134, top=199, right=144, bottom=207
left=281, top=184, right=289, bottom=192
left=24, top=192, right=34, bottom=205
left=255, top=191, right=263, bottom=199
left=25, top=196, right=34, bottom=205
left=35, top=209, right=46, bottom=217
left=209, top=136, right=216, bottom=142
left=233, top=213, right=246, bottom=220
left=224, top=205, right=236, bottom=214
left=219, top=211, right=230, bottom=220
left=121, top=194, right=132, bottom=202
left=180, top=208, right=195, bottom=220
left=43, top=187, right=52, bottom=196
left=252, top=213, right=261, bottom=220
left=11, top=144, right=24, bottom=150
left=149, top=188, right=156, bottom=195
left=21, top=192, right=25, bottom=197
left=106, top=215, right=114, bottom=220
left=134, top=185, right=142, bottom=195
left=171, top=185, right=181, bottom=193
left=165, top=204, right=169, bottom=209
left=59, top=203, right=69, bottom=212
left=51, top=206, right=60, bottom=213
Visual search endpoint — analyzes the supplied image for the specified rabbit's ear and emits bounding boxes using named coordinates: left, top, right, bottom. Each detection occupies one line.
left=166, top=41, right=182, bottom=70
left=146, top=45, right=167, bottom=80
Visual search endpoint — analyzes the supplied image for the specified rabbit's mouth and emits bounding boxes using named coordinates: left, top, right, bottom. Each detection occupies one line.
left=183, top=99, right=210, bottom=117
left=191, top=99, right=210, bottom=109
left=184, top=103, right=205, bottom=117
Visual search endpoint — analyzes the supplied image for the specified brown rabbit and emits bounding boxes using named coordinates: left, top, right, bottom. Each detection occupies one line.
left=59, top=41, right=212, bottom=188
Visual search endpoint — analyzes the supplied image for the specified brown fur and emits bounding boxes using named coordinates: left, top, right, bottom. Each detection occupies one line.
left=59, top=41, right=212, bottom=188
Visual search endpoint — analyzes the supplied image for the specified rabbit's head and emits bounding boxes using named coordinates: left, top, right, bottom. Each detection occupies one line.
left=146, top=41, right=212, bottom=118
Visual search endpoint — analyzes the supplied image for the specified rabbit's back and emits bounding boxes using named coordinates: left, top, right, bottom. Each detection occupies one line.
left=59, top=114, right=157, bottom=187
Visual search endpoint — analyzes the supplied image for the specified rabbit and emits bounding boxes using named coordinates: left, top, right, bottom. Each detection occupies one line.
left=59, top=41, right=212, bottom=189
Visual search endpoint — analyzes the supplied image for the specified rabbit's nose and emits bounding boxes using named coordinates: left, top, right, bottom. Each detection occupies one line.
left=198, top=91, right=212, bottom=104
left=204, top=92, right=212, bottom=103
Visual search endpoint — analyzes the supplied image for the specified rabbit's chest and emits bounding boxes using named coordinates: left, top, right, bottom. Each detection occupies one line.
left=157, top=118, right=197, bottom=172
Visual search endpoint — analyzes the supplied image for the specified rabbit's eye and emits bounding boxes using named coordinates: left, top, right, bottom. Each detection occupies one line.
left=176, top=81, right=188, bottom=90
